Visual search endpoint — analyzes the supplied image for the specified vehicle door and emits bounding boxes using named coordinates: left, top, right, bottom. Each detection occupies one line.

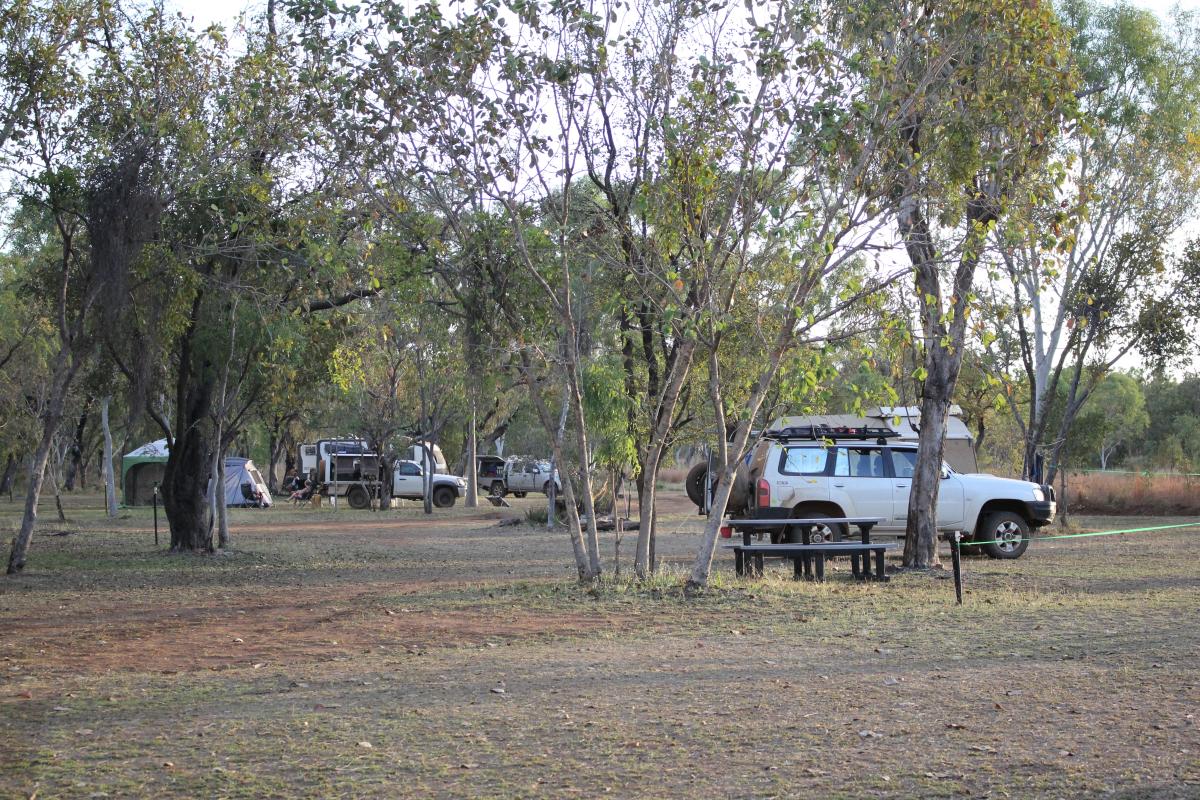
left=829, top=446, right=892, bottom=525
left=392, top=461, right=423, bottom=498
left=771, top=446, right=830, bottom=509
left=523, top=462, right=544, bottom=492
left=887, top=449, right=965, bottom=529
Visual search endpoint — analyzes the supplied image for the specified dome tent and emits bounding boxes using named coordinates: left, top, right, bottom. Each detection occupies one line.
left=121, top=440, right=271, bottom=508
left=121, top=439, right=168, bottom=506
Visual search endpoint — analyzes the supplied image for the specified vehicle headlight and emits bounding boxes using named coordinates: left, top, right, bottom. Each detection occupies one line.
left=457, top=478, right=466, bottom=487
left=1032, top=487, right=1044, bottom=501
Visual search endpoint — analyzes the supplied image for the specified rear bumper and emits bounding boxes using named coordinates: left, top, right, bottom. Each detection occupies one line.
left=1025, top=500, right=1056, bottom=527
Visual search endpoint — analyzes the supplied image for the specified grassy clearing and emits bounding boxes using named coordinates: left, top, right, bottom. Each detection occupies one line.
left=1, top=495, right=1198, bottom=798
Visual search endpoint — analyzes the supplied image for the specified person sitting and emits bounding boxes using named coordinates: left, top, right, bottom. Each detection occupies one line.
left=290, top=479, right=315, bottom=505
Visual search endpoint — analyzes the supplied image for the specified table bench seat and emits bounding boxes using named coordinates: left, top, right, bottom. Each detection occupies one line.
left=727, top=541, right=896, bottom=582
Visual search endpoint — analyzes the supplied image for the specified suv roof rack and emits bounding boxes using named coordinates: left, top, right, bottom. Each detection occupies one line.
left=764, top=425, right=902, bottom=444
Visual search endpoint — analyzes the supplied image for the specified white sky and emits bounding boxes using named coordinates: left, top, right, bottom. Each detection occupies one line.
left=172, top=0, right=1193, bottom=32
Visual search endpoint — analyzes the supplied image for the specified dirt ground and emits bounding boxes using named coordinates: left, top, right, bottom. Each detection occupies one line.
left=1, top=491, right=1198, bottom=799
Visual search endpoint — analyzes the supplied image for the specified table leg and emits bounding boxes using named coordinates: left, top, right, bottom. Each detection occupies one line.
left=815, top=553, right=825, bottom=582
left=735, top=548, right=744, bottom=577
left=793, top=557, right=803, bottom=580
left=875, top=548, right=886, bottom=581
left=850, top=553, right=861, bottom=579
left=754, top=553, right=764, bottom=577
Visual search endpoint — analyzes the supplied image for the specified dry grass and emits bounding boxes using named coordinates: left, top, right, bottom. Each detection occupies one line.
left=1, top=494, right=1199, bottom=798
left=1070, top=470, right=1200, bottom=516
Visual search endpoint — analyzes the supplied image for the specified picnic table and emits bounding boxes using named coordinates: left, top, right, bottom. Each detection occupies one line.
left=722, top=517, right=895, bottom=582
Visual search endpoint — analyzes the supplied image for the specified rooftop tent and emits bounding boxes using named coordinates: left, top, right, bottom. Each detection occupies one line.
left=122, top=439, right=169, bottom=506
left=222, top=457, right=272, bottom=508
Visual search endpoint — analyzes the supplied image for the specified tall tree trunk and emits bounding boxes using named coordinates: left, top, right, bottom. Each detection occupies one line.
left=563, top=352, right=602, bottom=578
left=0, top=453, right=17, bottom=498
left=900, top=206, right=986, bottom=569
left=50, top=466, right=66, bottom=523
left=216, top=444, right=230, bottom=549
left=7, top=346, right=77, bottom=574
left=7, top=427, right=58, bottom=573
left=100, top=397, right=118, bottom=517
left=903, top=393, right=948, bottom=568
left=518, top=351, right=594, bottom=580
left=463, top=332, right=479, bottom=508
left=266, top=427, right=279, bottom=496
left=163, top=382, right=217, bottom=552
left=465, top=398, right=478, bottom=508
left=635, top=339, right=698, bottom=578
left=63, top=403, right=90, bottom=491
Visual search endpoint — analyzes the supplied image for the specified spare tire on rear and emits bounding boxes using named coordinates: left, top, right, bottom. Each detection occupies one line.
left=685, top=462, right=709, bottom=507
left=684, top=461, right=750, bottom=514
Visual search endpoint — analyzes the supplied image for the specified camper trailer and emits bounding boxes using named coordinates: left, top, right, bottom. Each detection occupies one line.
left=298, top=439, right=447, bottom=479
left=296, top=438, right=458, bottom=509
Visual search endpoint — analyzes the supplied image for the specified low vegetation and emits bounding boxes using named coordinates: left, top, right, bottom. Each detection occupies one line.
left=1069, top=470, right=1200, bottom=516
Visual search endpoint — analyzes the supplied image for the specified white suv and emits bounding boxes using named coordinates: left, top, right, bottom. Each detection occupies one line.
left=704, top=427, right=1055, bottom=559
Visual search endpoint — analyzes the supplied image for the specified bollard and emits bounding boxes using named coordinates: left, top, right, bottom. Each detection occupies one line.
left=951, top=531, right=962, bottom=605
left=153, top=483, right=159, bottom=547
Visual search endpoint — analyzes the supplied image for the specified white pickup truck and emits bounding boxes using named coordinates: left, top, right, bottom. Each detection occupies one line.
left=485, top=458, right=562, bottom=498
left=693, top=426, right=1055, bottom=558
left=391, top=460, right=466, bottom=508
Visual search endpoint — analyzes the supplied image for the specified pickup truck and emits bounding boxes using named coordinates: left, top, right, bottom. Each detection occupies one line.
left=485, top=458, right=561, bottom=498
left=390, top=460, right=467, bottom=508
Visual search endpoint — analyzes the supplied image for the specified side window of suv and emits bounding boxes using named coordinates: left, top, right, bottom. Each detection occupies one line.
left=833, top=447, right=886, bottom=477
left=891, top=449, right=918, bottom=479
left=779, top=447, right=828, bottom=475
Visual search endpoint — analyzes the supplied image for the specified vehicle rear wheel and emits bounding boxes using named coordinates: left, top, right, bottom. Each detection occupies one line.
left=789, top=508, right=848, bottom=544
left=542, top=481, right=554, bottom=496
left=490, top=481, right=507, bottom=498
left=980, top=511, right=1030, bottom=559
left=433, top=487, right=457, bottom=508
left=685, top=462, right=709, bottom=507
left=346, top=485, right=370, bottom=510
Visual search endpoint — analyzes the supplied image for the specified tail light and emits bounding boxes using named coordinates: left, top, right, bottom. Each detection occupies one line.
left=720, top=525, right=732, bottom=539
left=756, top=478, right=771, bottom=508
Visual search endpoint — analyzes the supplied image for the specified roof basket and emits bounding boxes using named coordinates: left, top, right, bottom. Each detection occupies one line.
left=764, top=425, right=902, bottom=444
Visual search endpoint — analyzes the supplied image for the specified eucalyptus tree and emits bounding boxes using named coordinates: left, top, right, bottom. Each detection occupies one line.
left=94, top=7, right=377, bottom=552
left=289, top=0, right=609, bottom=578
left=1, top=0, right=165, bottom=573
left=985, top=2, right=1200, bottom=487
left=853, top=0, right=1077, bottom=568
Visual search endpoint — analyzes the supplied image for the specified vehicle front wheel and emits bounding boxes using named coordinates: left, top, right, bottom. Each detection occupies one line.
left=433, top=487, right=457, bottom=508
left=980, top=511, right=1030, bottom=559
left=512, top=491, right=527, bottom=498
left=490, top=481, right=507, bottom=498
left=542, top=481, right=555, bottom=496
left=346, top=485, right=370, bottom=510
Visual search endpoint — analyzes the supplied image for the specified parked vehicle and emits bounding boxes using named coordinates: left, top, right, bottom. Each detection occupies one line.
left=299, top=438, right=447, bottom=479
left=475, top=455, right=508, bottom=493
left=691, top=424, right=1055, bottom=559
left=297, top=439, right=461, bottom=509
left=486, top=458, right=561, bottom=498
left=391, top=460, right=467, bottom=508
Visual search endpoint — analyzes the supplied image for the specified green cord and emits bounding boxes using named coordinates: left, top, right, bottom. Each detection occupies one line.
left=963, top=520, right=1200, bottom=548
